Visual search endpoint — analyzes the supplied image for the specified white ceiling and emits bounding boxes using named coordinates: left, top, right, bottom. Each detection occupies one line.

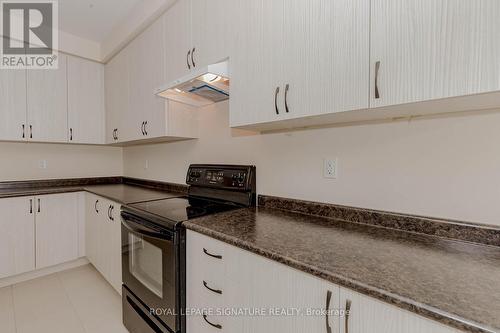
left=58, top=0, right=142, bottom=43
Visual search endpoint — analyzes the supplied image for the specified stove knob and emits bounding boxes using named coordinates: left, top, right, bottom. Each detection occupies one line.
left=237, top=174, right=245, bottom=183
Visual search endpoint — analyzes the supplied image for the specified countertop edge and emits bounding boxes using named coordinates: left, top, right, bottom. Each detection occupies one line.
left=184, top=222, right=497, bottom=333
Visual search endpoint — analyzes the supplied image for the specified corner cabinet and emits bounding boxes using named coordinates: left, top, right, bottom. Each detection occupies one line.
left=229, top=0, right=370, bottom=129
left=186, top=230, right=461, bottom=333
left=85, top=193, right=122, bottom=294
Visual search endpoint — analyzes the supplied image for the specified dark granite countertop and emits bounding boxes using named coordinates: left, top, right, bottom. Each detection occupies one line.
left=0, top=183, right=185, bottom=205
left=184, top=207, right=500, bottom=333
left=84, top=184, right=183, bottom=204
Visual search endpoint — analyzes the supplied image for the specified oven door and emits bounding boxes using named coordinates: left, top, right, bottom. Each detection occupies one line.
left=121, top=212, right=179, bottom=332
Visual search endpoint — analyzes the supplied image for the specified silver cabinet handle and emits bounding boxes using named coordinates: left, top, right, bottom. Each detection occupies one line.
left=374, top=61, right=381, bottom=99
left=326, top=290, right=332, bottom=333
left=29, top=125, right=32, bottom=139
left=22, top=124, right=25, bottom=139
left=141, top=122, right=145, bottom=135
left=191, top=47, right=196, bottom=67
left=95, top=200, right=99, bottom=213
left=144, top=121, right=148, bottom=136
left=274, top=86, right=280, bottom=114
left=203, top=314, right=222, bottom=330
left=345, top=299, right=352, bottom=333
left=203, top=248, right=222, bottom=259
left=284, top=84, right=290, bottom=113
left=29, top=199, right=33, bottom=214
left=37, top=198, right=40, bottom=213
left=203, top=280, right=222, bottom=295
left=187, top=49, right=191, bottom=69
left=70, top=128, right=73, bottom=141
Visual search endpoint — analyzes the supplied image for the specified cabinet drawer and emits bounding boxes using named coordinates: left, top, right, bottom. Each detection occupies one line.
left=186, top=280, right=243, bottom=333
left=187, top=231, right=231, bottom=282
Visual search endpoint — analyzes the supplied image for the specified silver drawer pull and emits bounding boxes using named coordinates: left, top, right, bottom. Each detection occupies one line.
left=203, top=248, right=222, bottom=259
left=203, top=280, right=222, bottom=295
left=203, top=314, right=222, bottom=330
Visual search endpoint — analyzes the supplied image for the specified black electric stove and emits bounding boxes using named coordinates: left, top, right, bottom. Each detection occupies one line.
left=120, top=164, right=256, bottom=333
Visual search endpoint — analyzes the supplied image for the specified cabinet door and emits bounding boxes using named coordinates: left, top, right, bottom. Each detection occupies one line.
left=35, top=193, right=79, bottom=269
left=339, top=288, right=460, bottom=333
left=67, top=55, right=105, bottom=144
left=108, top=200, right=122, bottom=294
left=128, top=18, right=166, bottom=141
left=85, top=193, right=102, bottom=268
left=191, top=0, right=234, bottom=67
left=0, top=197, right=35, bottom=279
left=164, top=0, right=192, bottom=83
left=26, top=53, right=68, bottom=143
left=0, top=37, right=27, bottom=142
left=239, top=254, right=340, bottom=332
left=371, top=0, right=500, bottom=108
left=283, top=0, right=370, bottom=119
left=104, top=49, right=128, bottom=143
left=229, top=0, right=285, bottom=127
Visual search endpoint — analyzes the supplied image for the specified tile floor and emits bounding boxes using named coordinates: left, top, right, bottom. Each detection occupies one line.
left=0, top=264, right=128, bottom=333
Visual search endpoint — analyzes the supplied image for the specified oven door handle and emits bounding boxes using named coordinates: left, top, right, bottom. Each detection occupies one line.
left=121, top=218, right=173, bottom=241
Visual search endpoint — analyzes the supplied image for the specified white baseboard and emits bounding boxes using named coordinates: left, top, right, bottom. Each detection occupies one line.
left=0, top=257, right=89, bottom=288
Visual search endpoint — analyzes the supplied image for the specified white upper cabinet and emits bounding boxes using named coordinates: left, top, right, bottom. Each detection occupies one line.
left=191, top=0, right=234, bottom=67
left=370, top=0, right=500, bottom=108
left=67, top=55, right=105, bottom=144
left=163, top=0, right=192, bottom=83
left=105, top=48, right=129, bottom=143
left=0, top=37, right=27, bottom=142
left=230, top=0, right=370, bottom=128
left=26, top=53, right=68, bottom=143
left=230, top=0, right=285, bottom=127
left=128, top=18, right=167, bottom=141
left=35, top=192, right=79, bottom=269
left=283, top=0, right=370, bottom=119
left=0, top=197, right=35, bottom=279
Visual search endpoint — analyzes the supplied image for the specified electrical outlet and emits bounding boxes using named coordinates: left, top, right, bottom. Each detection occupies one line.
left=323, top=158, right=337, bottom=179
left=38, top=160, right=47, bottom=169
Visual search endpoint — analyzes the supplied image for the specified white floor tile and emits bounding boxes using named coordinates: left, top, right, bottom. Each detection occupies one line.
left=58, top=264, right=126, bottom=333
left=12, top=273, right=86, bottom=333
left=0, top=286, right=16, bottom=333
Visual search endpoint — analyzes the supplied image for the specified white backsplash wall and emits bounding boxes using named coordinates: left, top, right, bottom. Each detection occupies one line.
left=123, top=101, right=500, bottom=227
left=0, top=142, right=123, bottom=181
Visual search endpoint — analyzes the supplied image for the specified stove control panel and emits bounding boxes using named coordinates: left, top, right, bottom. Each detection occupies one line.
left=186, top=165, right=255, bottom=191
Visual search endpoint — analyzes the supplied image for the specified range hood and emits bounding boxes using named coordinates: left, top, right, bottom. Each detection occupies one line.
left=155, top=61, right=229, bottom=107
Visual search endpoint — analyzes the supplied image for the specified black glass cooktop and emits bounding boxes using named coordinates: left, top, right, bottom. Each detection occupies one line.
left=126, top=196, right=240, bottom=227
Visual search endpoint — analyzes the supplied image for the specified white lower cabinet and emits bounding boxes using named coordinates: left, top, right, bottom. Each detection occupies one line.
left=85, top=193, right=122, bottom=294
left=35, top=192, right=80, bottom=269
left=0, top=197, right=35, bottom=279
left=339, top=288, right=461, bottom=333
left=187, top=230, right=461, bottom=333
left=0, top=193, right=83, bottom=280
